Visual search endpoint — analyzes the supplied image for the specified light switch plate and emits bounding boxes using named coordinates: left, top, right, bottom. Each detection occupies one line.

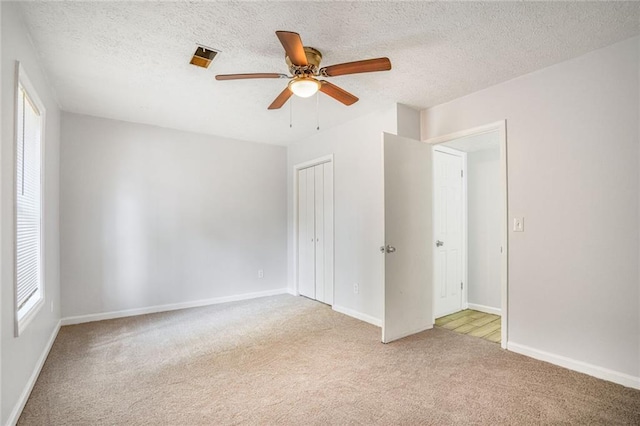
left=513, top=217, right=524, bottom=232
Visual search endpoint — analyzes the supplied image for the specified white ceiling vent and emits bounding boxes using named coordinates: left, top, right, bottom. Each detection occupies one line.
left=190, top=45, right=220, bottom=69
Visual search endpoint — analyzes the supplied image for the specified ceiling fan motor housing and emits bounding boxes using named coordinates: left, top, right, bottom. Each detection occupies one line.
left=286, top=47, right=323, bottom=76
left=214, top=31, right=391, bottom=109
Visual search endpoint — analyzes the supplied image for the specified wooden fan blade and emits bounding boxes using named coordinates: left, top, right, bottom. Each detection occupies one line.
left=320, top=57, right=391, bottom=77
left=268, top=87, right=294, bottom=110
left=276, top=31, right=308, bottom=66
left=319, top=81, right=359, bottom=106
left=215, top=73, right=288, bottom=81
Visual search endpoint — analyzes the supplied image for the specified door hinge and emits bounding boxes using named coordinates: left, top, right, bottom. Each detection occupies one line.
left=461, top=282, right=463, bottom=290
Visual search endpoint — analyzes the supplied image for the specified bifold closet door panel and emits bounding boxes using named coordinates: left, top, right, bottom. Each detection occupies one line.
left=298, top=168, right=314, bottom=298
left=323, top=162, right=334, bottom=305
left=314, top=165, right=325, bottom=303
left=305, top=168, right=316, bottom=298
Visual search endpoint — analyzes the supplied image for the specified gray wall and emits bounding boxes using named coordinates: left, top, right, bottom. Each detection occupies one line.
left=467, top=148, right=501, bottom=310
left=1, top=3, right=61, bottom=423
left=422, top=36, right=639, bottom=378
left=60, top=113, right=287, bottom=318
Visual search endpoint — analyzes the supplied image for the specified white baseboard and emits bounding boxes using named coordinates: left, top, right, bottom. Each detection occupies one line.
left=7, top=320, right=61, bottom=426
left=467, top=303, right=501, bottom=315
left=332, top=304, right=382, bottom=327
left=383, top=324, right=433, bottom=343
left=61, top=288, right=289, bottom=326
left=507, top=341, right=640, bottom=390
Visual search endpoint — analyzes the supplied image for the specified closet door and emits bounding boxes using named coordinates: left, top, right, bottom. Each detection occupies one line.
left=297, top=160, right=334, bottom=305
left=314, top=165, right=325, bottom=303
left=322, top=162, right=334, bottom=305
left=298, top=168, right=315, bottom=298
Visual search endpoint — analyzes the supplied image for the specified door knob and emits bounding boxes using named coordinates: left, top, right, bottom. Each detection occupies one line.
left=385, top=245, right=397, bottom=253
left=436, top=240, right=444, bottom=247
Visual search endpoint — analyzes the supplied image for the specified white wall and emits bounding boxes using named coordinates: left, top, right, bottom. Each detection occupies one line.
left=287, top=104, right=419, bottom=323
left=396, top=104, right=421, bottom=141
left=0, top=0, right=3, bottom=415
left=1, top=2, right=61, bottom=423
left=422, top=37, right=640, bottom=380
left=60, top=113, right=287, bottom=318
left=466, top=147, right=501, bottom=310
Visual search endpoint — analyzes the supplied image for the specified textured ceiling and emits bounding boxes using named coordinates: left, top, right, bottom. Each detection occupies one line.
left=445, top=131, right=499, bottom=153
left=17, top=1, right=640, bottom=145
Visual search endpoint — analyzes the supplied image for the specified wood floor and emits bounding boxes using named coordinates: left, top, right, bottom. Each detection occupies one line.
left=435, top=309, right=501, bottom=343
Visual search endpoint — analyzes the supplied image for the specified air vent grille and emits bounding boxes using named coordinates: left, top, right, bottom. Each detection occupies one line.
left=190, top=45, right=220, bottom=68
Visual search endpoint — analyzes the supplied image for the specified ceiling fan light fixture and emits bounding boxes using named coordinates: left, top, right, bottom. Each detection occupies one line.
left=289, top=77, right=320, bottom=98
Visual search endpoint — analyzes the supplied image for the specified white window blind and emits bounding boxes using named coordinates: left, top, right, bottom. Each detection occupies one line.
left=16, top=82, right=43, bottom=324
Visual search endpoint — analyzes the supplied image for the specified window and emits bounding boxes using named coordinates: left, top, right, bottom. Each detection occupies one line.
left=15, top=63, right=46, bottom=336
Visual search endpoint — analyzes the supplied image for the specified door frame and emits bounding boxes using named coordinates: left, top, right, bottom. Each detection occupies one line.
left=292, top=154, right=334, bottom=300
left=432, top=145, right=468, bottom=317
left=424, top=121, right=508, bottom=349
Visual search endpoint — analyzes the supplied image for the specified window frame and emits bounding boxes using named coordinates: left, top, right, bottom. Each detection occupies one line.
left=14, top=61, right=47, bottom=337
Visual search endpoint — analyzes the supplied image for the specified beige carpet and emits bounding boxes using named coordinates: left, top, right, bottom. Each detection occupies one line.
left=19, top=295, right=640, bottom=425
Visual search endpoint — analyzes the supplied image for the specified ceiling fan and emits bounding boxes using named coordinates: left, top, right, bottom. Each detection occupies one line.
left=215, top=31, right=392, bottom=110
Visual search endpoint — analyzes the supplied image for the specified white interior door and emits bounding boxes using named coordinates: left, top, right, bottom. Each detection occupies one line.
left=298, top=168, right=315, bottom=298
left=433, top=150, right=464, bottom=318
left=433, top=149, right=464, bottom=318
left=382, top=133, right=432, bottom=343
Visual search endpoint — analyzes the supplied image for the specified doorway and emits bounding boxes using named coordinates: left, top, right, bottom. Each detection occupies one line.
left=427, top=122, right=508, bottom=348
left=380, top=122, right=507, bottom=348
left=294, top=155, right=334, bottom=305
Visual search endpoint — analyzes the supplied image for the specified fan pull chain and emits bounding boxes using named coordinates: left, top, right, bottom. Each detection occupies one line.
left=289, top=97, right=293, bottom=128
left=316, top=91, right=320, bottom=131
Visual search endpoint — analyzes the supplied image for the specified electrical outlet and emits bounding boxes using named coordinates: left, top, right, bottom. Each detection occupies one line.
left=513, top=217, right=524, bottom=232
left=258, top=269, right=264, bottom=279
left=353, top=283, right=359, bottom=294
